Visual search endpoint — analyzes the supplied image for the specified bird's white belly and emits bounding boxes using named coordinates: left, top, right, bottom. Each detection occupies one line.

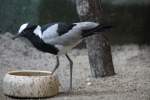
left=56, top=40, right=81, bottom=55
left=57, top=46, right=73, bottom=55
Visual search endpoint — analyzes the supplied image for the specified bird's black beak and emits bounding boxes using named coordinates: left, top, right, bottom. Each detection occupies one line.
left=12, top=34, right=20, bottom=40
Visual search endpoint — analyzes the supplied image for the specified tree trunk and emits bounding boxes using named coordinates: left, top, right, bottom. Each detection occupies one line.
left=76, top=0, right=115, bottom=77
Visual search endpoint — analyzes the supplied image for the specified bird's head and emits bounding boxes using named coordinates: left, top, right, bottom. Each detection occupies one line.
left=13, top=23, right=41, bottom=40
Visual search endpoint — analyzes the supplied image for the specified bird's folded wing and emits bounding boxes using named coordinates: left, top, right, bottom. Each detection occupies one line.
left=41, top=23, right=81, bottom=46
left=41, top=23, right=75, bottom=39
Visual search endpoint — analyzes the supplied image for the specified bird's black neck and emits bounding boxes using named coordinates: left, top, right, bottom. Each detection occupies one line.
left=24, top=33, right=58, bottom=55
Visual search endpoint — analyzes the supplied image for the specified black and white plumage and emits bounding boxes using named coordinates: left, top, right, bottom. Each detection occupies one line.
left=13, top=21, right=111, bottom=90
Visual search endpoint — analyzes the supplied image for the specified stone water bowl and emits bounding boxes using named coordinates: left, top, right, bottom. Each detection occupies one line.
left=3, top=70, right=59, bottom=98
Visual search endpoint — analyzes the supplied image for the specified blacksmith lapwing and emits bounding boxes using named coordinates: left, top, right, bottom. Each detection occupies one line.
left=13, top=21, right=111, bottom=90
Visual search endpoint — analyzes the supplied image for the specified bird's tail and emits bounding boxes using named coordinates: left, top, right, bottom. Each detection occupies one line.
left=81, top=24, right=112, bottom=38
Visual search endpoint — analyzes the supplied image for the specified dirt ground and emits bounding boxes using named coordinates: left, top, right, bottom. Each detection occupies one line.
left=0, top=33, right=150, bottom=100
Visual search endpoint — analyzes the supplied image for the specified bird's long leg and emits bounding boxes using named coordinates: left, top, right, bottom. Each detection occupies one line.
left=65, top=54, right=73, bottom=90
left=51, top=56, right=59, bottom=75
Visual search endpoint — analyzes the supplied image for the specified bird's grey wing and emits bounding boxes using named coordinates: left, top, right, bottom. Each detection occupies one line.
left=41, top=22, right=80, bottom=44
left=41, top=23, right=55, bottom=32
left=42, top=23, right=82, bottom=46
left=57, top=22, right=76, bottom=36
left=41, top=22, right=76, bottom=40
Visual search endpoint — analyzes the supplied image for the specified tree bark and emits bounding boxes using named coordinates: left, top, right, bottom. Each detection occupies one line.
left=76, top=0, right=115, bottom=77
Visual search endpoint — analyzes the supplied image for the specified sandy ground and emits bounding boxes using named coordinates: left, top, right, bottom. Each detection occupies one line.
left=0, top=33, right=150, bottom=100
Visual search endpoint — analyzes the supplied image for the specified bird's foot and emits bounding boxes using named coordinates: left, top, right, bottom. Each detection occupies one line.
left=51, top=71, right=54, bottom=75
left=51, top=69, right=56, bottom=75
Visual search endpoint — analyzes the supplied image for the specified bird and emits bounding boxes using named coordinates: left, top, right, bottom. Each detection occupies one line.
left=13, top=21, right=111, bottom=90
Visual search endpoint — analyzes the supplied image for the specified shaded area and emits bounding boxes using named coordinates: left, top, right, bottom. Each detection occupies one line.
left=0, top=0, right=149, bottom=44
left=0, top=0, right=78, bottom=33
left=101, top=0, right=150, bottom=44
left=38, top=0, right=78, bottom=24
left=0, top=0, right=40, bottom=33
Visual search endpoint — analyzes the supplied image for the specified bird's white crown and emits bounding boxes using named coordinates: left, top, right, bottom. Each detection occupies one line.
left=18, top=23, right=29, bottom=33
